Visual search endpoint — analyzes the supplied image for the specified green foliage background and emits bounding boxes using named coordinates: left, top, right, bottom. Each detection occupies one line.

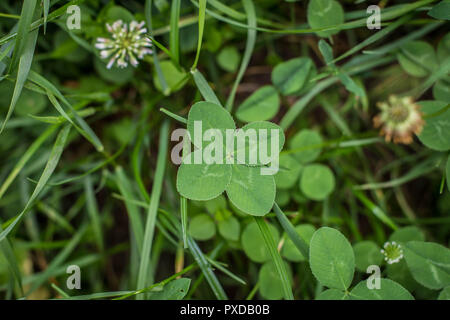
left=0, top=0, right=449, bottom=300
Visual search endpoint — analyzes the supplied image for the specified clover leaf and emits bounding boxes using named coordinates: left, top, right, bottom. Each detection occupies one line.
left=350, top=279, right=414, bottom=300
left=307, top=0, right=344, bottom=38
left=234, top=121, right=285, bottom=167
left=309, top=227, right=355, bottom=290
left=235, top=85, right=280, bottom=122
left=226, top=165, right=276, bottom=216
left=417, top=101, right=450, bottom=151
left=176, top=101, right=285, bottom=216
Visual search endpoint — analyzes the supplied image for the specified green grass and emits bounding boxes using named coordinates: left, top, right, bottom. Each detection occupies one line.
left=0, top=0, right=449, bottom=301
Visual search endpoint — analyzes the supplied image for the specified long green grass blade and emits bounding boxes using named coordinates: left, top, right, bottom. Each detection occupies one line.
left=43, top=0, right=50, bottom=34
left=0, top=225, right=24, bottom=296
left=354, top=155, right=440, bottom=190
left=0, top=124, right=71, bottom=242
left=114, top=166, right=144, bottom=253
left=0, top=0, right=86, bottom=46
left=280, top=77, right=338, bottom=130
left=115, top=263, right=195, bottom=300
left=187, top=236, right=228, bottom=300
left=273, top=203, right=309, bottom=260
left=280, top=56, right=393, bottom=130
left=51, top=283, right=70, bottom=298
left=28, top=71, right=104, bottom=151
left=170, top=0, right=181, bottom=65
left=332, top=14, right=412, bottom=64
left=156, top=208, right=228, bottom=300
left=192, top=0, right=434, bottom=35
left=146, top=0, right=169, bottom=94
left=49, top=144, right=125, bottom=186
left=254, top=217, right=293, bottom=300
left=58, top=291, right=134, bottom=300
left=180, top=196, right=188, bottom=248
left=191, top=0, right=206, bottom=70
left=26, top=223, right=87, bottom=295
left=160, top=107, right=188, bottom=124
left=1, top=27, right=38, bottom=133
left=207, top=0, right=285, bottom=28
left=225, top=0, right=256, bottom=112
left=205, top=256, right=246, bottom=285
left=0, top=26, right=17, bottom=76
left=191, top=69, right=221, bottom=105
left=36, top=202, right=74, bottom=234
left=84, top=175, right=104, bottom=251
left=352, top=188, right=398, bottom=231
left=0, top=124, right=58, bottom=200
left=136, top=120, right=169, bottom=297
left=9, top=0, right=37, bottom=70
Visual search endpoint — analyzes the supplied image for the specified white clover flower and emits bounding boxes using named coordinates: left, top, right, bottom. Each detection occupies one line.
left=373, top=95, right=424, bottom=144
left=380, top=241, right=404, bottom=264
left=95, top=20, right=153, bottom=69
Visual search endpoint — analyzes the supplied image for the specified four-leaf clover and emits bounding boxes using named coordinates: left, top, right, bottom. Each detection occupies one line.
left=176, top=101, right=285, bottom=216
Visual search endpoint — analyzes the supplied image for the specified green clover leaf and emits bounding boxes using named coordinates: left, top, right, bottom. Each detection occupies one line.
left=176, top=101, right=285, bottom=216
left=235, top=85, right=280, bottom=122
left=234, top=121, right=285, bottom=167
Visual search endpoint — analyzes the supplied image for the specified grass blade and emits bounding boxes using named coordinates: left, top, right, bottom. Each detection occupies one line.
left=180, top=196, right=188, bottom=248
left=205, top=256, right=246, bottom=285
left=352, top=187, right=398, bottom=231
left=114, top=166, right=144, bottom=253
left=160, top=107, right=188, bottom=124
left=191, top=69, right=221, bottom=105
left=36, top=202, right=74, bottom=234
left=0, top=124, right=71, bottom=242
left=0, top=28, right=16, bottom=76
left=115, top=263, right=195, bottom=300
left=280, top=77, right=338, bottom=130
left=26, top=223, right=88, bottom=295
left=0, top=0, right=85, bottom=46
left=43, top=0, right=50, bottom=34
left=207, top=0, right=285, bottom=28
left=254, top=217, right=293, bottom=300
left=8, top=0, right=37, bottom=70
left=59, top=290, right=136, bottom=300
left=28, top=71, right=104, bottom=151
left=225, top=0, right=256, bottom=112
left=354, top=155, right=440, bottom=190
left=125, top=198, right=228, bottom=300
left=0, top=124, right=58, bottom=200
left=145, top=0, right=169, bottom=95
left=170, top=0, right=181, bottom=65
left=191, top=0, right=435, bottom=36
left=280, top=56, right=393, bottom=130
left=332, top=14, right=412, bottom=64
left=44, top=89, right=103, bottom=151
left=273, top=202, right=309, bottom=260
left=51, top=283, right=71, bottom=298
left=50, top=144, right=126, bottom=185
left=0, top=225, right=24, bottom=296
left=84, top=175, right=104, bottom=251
left=155, top=207, right=228, bottom=300
left=131, top=127, right=151, bottom=203
left=187, top=236, right=228, bottom=299
left=191, top=0, right=206, bottom=70
left=1, top=27, right=38, bottom=133
left=136, top=120, right=170, bottom=297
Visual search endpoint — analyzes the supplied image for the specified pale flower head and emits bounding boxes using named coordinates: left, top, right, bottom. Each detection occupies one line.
left=381, top=241, right=404, bottom=264
left=373, top=95, right=424, bottom=144
left=95, top=20, right=153, bottom=69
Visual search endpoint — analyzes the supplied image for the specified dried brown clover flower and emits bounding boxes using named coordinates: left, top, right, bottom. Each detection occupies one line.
left=373, top=95, right=424, bottom=144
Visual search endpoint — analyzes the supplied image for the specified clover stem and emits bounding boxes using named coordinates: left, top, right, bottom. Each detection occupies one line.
left=160, top=107, right=187, bottom=124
